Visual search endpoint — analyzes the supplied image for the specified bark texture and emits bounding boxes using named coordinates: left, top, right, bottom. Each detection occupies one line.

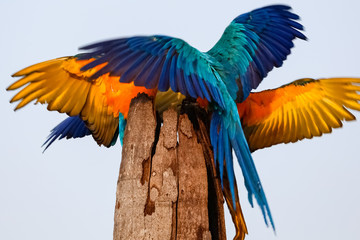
left=113, top=94, right=226, bottom=240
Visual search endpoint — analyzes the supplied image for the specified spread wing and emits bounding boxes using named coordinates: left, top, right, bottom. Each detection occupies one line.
left=8, top=57, right=154, bottom=146
left=208, top=5, right=306, bottom=102
left=237, top=78, right=360, bottom=152
left=77, top=35, right=226, bottom=109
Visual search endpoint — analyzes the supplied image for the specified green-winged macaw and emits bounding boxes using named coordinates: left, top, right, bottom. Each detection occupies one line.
left=7, top=5, right=360, bottom=240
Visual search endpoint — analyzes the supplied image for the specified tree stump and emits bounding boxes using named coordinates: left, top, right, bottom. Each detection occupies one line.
left=113, top=94, right=226, bottom=240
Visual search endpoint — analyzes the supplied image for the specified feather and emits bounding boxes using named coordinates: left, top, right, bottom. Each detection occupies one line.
left=208, top=5, right=306, bottom=102
left=42, top=116, right=91, bottom=152
left=239, top=78, right=360, bottom=152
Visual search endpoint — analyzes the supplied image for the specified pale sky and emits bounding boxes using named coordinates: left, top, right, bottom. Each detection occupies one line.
left=1, top=0, right=360, bottom=239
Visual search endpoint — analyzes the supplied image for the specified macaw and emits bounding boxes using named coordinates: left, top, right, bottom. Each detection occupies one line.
left=8, top=4, right=360, bottom=240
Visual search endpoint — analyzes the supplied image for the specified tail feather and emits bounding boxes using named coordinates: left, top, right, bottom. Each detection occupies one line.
left=224, top=128, right=236, bottom=207
left=217, top=122, right=225, bottom=185
left=210, top=111, right=275, bottom=230
left=232, top=124, right=275, bottom=229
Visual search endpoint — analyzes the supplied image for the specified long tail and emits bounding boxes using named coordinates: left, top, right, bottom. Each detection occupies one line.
left=210, top=111, right=275, bottom=230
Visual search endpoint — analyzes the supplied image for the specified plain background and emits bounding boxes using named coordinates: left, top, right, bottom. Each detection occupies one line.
left=1, top=0, right=360, bottom=239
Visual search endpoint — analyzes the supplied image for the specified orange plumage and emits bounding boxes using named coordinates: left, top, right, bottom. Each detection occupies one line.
left=8, top=57, right=156, bottom=146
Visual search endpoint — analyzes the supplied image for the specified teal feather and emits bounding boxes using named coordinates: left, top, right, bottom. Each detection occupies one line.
left=118, top=112, right=127, bottom=145
left=208, top=5, right=306, bottom=102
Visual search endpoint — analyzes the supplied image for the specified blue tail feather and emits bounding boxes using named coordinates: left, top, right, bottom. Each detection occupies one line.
left=217, top=122, right=225, bottom=187
left=210, top=111, right=275, bottom=230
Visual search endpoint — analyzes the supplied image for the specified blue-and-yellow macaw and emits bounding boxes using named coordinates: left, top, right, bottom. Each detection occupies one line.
left=7, top=5, right=360, bottom=240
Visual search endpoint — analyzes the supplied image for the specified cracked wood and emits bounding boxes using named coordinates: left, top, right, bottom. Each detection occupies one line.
left=113, top=94, right=226, bottom=240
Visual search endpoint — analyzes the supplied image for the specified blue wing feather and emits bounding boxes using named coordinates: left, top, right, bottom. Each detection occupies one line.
left=42, top=116, right=91, bottom=152
left=190, top=73, right=204, bottom=99
left=134, top=55, right=157, bottom=86
left=43, top=115, right=123, bottom=151
left=208, top=5, right=306, bottom=102
left=79, top=36, right=226, bottom=108
left=169, top=56, right=178, bottom=92
left=144, top=57, right=164, bottom=89
left=120, top=53, right=149, bottom=83
left=184, top=73, right=198, bottom=98
left=158, top=49, right=174, bottom=91
left=199, top=76, right=213, bottom=102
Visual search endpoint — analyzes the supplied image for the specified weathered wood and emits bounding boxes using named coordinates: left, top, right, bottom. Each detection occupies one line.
left=113, top=94, right=226, bottom=240
left=113, top=94, right=157, bottom=240
left=180, top=104, right=227, bottom=240
left=145, top=109, right=178, bottom=239
left=177, top=114, right=211, bottom=240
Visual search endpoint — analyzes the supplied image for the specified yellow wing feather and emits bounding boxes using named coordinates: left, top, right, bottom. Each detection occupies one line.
left=238, top=78, right=360, bottom=152
left=8, top=57, right=118, bottom=147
